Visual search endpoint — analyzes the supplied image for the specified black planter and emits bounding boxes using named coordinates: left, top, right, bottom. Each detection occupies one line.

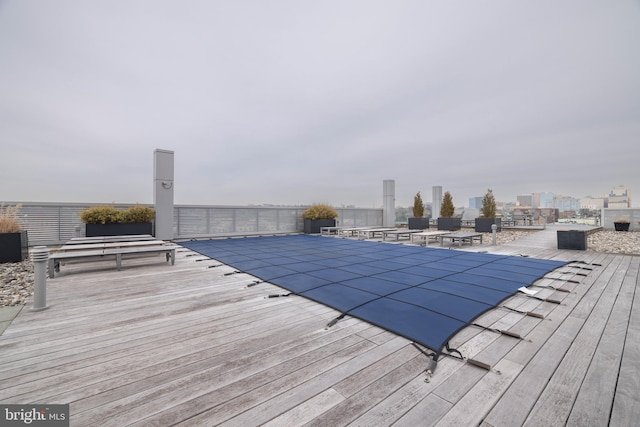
left=303, top=219, right=336, bottom=234
left=614, top=222, right=630, bottom=232
left=408, top=217, right=429, bottom=230
left=557, top=230, right=587, bottom=250
left=86, top=222, right=153, bottom=237
left=0, top=231, right=28, bottom=263
left=475, top=218, right=502, bottom=233
left=437, top=217, right=461, bottom=231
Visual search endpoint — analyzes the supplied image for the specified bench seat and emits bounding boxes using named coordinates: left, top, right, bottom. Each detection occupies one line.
left=49, top=244, right=177, bottom=278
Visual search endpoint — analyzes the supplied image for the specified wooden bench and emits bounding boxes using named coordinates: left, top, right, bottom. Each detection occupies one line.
left=337, top=227, right=375, bottom=238
left=382, top=229, right=424, bottom=241
left=357, top=228, right=397, bottom=240
left=440, top=232, right=483, bottom=247
left=410, top=230, right=451, bottom=246
left=49, top=243, right=178, bottom=278
left=320, top=226, right=341, bottom=235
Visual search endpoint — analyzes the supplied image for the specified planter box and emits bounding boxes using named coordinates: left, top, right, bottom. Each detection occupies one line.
left=303, top=219, right=336, bottom=234
left=614, top=222, right=630, bottom=231
left=86, top=222, right=153, bottom=237
left=0, top=231, right=28, bottom=263
left=437, top=217, right=461, bottom=231
left=475, top=218, right=502, bottom=233
left=557, top=230, right=587, bottom=250
left=408, top=217, right=429, bottom=230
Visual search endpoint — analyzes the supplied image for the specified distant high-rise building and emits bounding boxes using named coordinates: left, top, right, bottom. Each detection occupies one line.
left=580, top=197, right=605, bottom=210
left=539, top=192, right=555, bottom=209
left=432, top=186, right=442, bottom=218
left=469, top=196, right=483, bottom=209
left=517, top=194, right=533, bottom=207
left=531, top=193, right=541, bottom=208
left=609, top=185, right=631, bottom=208
left=553, top=195, right=580, bottom=212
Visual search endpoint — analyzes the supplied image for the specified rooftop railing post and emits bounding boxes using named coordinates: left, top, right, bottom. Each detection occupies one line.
left=30, top=246, right=50, bottom=312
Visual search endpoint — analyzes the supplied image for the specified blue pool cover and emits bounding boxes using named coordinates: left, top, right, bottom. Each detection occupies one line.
left=180, top=235, right=566, bottom=355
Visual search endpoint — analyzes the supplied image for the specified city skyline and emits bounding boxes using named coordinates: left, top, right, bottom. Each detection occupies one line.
left=1, top=2, right=638, bottom=208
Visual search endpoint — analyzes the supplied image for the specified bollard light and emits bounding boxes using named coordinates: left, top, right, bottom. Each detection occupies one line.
left=30, top=246, right=50, bottom=312
left=491, top=223, right=497, bottom=245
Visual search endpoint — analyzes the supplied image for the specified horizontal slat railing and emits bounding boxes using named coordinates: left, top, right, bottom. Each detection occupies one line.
left=5, top=202, right=382, bottom=246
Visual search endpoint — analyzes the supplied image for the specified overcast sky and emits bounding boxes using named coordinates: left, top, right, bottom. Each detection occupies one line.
left=1, top=1, right=638, bottom=208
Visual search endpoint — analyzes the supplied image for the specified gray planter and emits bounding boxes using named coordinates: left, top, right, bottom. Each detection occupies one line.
left=557, top=230, right=587, bottom=250
left=303, top=219, right=336, bottom=234
left=408, top=217, right=429, bottom=230
left=437, top=217, right=461, bottom=231
left=475, top=218, right=502, bottom=232
left=86, top=223, right=153, bottom=237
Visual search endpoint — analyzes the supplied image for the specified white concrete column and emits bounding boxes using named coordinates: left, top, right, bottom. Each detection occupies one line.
left=154, top=149, right=174, bottom=240
left=383, top=180, right=395, bottom=227
left=432, top=186, right=442, bottom=219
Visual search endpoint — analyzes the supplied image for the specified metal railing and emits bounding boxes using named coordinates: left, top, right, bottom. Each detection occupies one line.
left=9, top=202, right=383, bottom=246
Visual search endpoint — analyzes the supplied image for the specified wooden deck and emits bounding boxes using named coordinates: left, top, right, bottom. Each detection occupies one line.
left=0, top=230, right=638, bottom=426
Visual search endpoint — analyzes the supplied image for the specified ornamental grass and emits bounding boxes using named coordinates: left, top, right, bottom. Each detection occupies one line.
left=0, top=203, right=22, bottom=233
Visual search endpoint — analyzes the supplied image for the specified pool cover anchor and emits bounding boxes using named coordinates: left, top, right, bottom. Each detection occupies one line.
left=325, top=314, right=346, bottom=329
left=223, top=270, right=241, bottom=276
left=499, top=305, right=545, bottom=319
left=267, top=292, right=293, bottom=298
left=412, top=342, right=463, bottom=383
left=246, top=280, right=262, bottom=288
left=472, top=323, right=528, bottom=341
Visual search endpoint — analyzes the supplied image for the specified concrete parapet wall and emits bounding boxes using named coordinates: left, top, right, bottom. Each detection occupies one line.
left=602, top=208, right=640, bottom=231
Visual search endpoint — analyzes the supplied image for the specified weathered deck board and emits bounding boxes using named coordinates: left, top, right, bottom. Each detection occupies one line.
left=610, top=256, right=640, bottom=426
left=522, top=255, right=631, bottom=426
left=567, top=255, right=640, bottom=425
left=481, top=253, right=622, bottom=426
left=0, top=231, right=636, bottom=427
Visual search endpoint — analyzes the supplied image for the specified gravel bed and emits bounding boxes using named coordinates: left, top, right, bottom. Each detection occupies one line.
left=587, top=230, right=640, bottom=255
left=2, top=230, right=638, bottom=307
left=1, top=259, right=34, bottom=307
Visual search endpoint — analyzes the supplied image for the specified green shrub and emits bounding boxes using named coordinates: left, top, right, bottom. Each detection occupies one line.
left=80, top=205, right=124, bottom=224
left=440, top=192, right=455, bottom=218
left=302, top=204, right=338, bottom=220
left=480, top=189, right=497, bottom=218
left=123, top=204, right=155, bottom=223
left=0, top=203, right=22, bottom=233
left=81, top=204, right=156, bottom=224
left=412, top=192, right=424, bottom=218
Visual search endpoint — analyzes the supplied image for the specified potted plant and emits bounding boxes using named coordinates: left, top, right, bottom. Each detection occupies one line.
left=437, top=191, right=461, bottom=231
left=408, top=191, right=429, bottom=230
left=614, top=218, right=630, bottom=232
left=302, top=204, right=338, bottom=234
left=0, top=203, right=28, bottom=263
left=81, top=204, right=155, bottom=237
left=475, top=189, right=502, bottom=232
